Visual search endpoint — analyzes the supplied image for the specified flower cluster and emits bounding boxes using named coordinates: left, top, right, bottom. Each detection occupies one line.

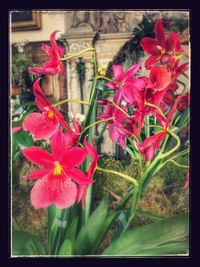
left=13, top=18, right=189, bottom=211
left=15, top=32, right=100, bottom=209
left=98, top=18, right=189, bottom=162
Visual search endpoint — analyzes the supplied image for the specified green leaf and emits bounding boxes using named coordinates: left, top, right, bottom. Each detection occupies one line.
left=75, top=196, right=109, bottom=255
left=58, top=239, right=72, bottom=256
left=136, top=210, right=165, bottom=222
left=64, top=217, right=78, bottom=241
left=102, top=213, right=189, bottom=256
left=14, top=131, right=34, bottom=149
left=12, top=230, right=46, bottom=256
left=133, top=241, right=188, bottom=256
left=90, top=211, right=119, bottom=254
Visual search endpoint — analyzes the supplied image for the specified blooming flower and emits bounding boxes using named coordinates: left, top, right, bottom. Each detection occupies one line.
left=23, top=79, right=71, bottom=140
left=106, top=63, right=146, bottom=106
left=137, top=94, right=184, bottom=162
left=146, top=66, right=172, bottom=92
left=22, top=130, right=93, bottom=209
left=29, top=31, right=65, bottom=76
left=98, top=103, right=133, bottom=149
left=77, top=138, right=101, bottom=208
left=140, top=18, right=185, bottom=70
left=65, top=118, right=81, bottom=148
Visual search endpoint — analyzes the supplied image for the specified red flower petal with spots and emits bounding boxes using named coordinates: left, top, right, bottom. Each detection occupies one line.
left=22, top=79, right=71, bottom=140
left=22, top=130, right=93, bottom=209
left=147, top=66, right=172, bottom=91
left=31, top=174, right=77, bottom=209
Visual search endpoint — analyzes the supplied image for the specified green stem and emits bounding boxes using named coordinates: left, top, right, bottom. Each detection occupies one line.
left=163, top=159, right=188, bottom=169
left=80, top=117, right=112, bottom=137
left=145, top=101, right=167, bottom=120
left=53, top=99, right=89, bottom=107
left=108, top=100, right=132, bottom=118
left=61, top=48, right=95, bottom=61
left=180, top=71, right=189, bottom=79
left=144, top=116, right=150, bottom=138
left=94, top=122, right=107, bottom=145
left=95, top=75, right=120, bottom=85
left=160, top=129, right=181, bottom=159
left=96, top=166, right=139, bottom=187
left=175, top=79, right=187, bottom=94
left=156, top=158, right=189, bottom=173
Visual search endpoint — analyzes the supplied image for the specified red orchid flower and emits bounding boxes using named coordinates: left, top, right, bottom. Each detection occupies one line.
left=29, top=31, right=65, bottom=76
left=137, top=94, right=184, bottom=162
left=106, top=63, right=146, bottom=106
left=77, top=138, right=101, bottom=208
left=23, top=79, right=71, bottom=140
left=146, top=66, right=172, bottom=92
left=64, top=118, right=81, bottom=148
left=22, top=130, right=93, bottom=209
left=98, top=103, right=133, bottom=149
left=177, top=93, right=189, bottom=112
left=140, top=18, right=185, bottom=70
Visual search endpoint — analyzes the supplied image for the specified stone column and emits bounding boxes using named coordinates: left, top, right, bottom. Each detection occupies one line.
left=66, top=59, right=82, bottom=115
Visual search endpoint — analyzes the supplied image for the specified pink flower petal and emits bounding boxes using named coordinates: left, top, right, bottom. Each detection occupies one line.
left=50, top=130, right=69, bottom=161
left=149, top=67, right=172, bottom=91
left=33, top=79, right=51, bottom=110
left=61, top=147, right=87, bottom=168
left=124, top=63, right=141, bottom=79
left=42, top=44, right=57, bottom=59
left=166, top=32, right=184, bottom=52
left=112, top=65, right=124, bottom=81
left=22, top=112, right=59, bottom=140
left=31, top=175, right=77, bottom=209
left=12, top=126, right=23, bottom=134
left=29, top=66, right=45, bottom=76
left=27, top=168, right=50, bottom=179
left=64, top=168, right=93, bottom=185
left=108, top=123, right=120, bottom=142
left=22, top=147, right=54, bottom=167
left=140, top=38, right=159, bottom=55
left=154, top=18, right=166, bottom=48
left=145, top=55, right=159, bottom=70
left=65, top=131, right=80, bottom=149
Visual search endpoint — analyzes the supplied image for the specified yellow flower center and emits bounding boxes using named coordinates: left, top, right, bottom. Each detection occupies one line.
left=48, top=109, right=55, bottom=119
left=53, top=162, right=63, bottom=176
left=160, top=48, right=166, bottom=55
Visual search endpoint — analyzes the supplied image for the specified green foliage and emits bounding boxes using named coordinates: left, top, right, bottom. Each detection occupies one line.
left=59, top=239, right=72, bottom=256
left=75, top=196, right=109, bottom=255
left=12, top=230, right=46, bottom=256
left=102, top=213, right=189, bottom=256
left=12, top=53, right=37, bottom=90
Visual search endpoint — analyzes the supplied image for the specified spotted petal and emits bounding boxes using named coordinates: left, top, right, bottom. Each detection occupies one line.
left=31, top=174, right=77, bottom=209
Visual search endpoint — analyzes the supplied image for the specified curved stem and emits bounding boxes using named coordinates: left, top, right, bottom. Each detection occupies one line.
left=95, top=75, right=120, bottom=85
left=145, top=101, right=167, bottom=120
left=80, top=117, right=112, bottom=136
left=61, top=47, right=95, bottom=61
left=96, top=166, right=139, bottom=187
left=180, top=71, right=189, bottom=79
left=160, top=128, right=181, bottom=159
left=163, top=159, right=188, bottom=169
left=108, top=100, right=132, bottom=118
left=53, top=99, right=89, bottom=107
left=175, top=79, right=187, bottom=94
